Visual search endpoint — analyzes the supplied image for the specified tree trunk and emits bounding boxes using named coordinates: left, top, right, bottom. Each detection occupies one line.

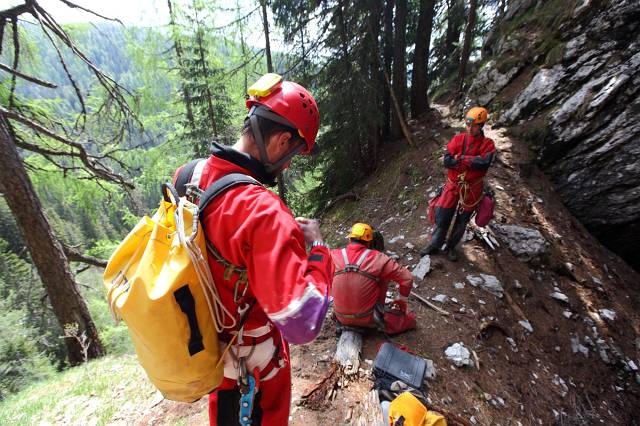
left=260, top=0, right=286, bottom=203
left=167, top=0, right=196, bottom=131
left=382, top=0, right=394, bottom=142
left=0, top=115, right=104, bottom=365
left=390, top=0, right=407, bottom=140
left=444, top=0, right=464, bottom=77
left=260, top=0, right=273, bottom=73
left=410, top=0, right=436, bottom=118
left=457, top=0, right=478, bottom=95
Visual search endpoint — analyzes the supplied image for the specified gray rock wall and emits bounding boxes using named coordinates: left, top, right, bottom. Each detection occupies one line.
left=468, top=0, right=640, bottom=269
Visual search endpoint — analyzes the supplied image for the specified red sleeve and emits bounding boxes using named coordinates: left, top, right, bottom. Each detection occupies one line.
left=241, top=189, right=334, bottom=345
left=459, top=137, right=496, bottom=169
left=376, top=252, right=413, bottom=297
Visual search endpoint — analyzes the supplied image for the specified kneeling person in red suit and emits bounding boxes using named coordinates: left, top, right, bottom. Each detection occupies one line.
left=331, top=223, right=416, bottom=335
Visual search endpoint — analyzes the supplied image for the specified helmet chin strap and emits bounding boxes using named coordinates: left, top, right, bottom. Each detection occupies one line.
left=248, top=106, right=305, bottom=174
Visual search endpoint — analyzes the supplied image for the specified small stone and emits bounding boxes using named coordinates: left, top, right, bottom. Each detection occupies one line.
left=432, top=294, right=449, bottom=303
left=519, top=320, right=533, bottom=333
left=479, top=299, right=486, bottom=305
left=454, top=282, right=465, bottom=289
left=405, top=242, right=415, bottom=250
left=389, top=235, right=405, bottom=244
left=550, top=292, right=569, bottom=304
left=563, top=310, right=572, bottom=319
left=412, top=255, right=431, bottom=279
left=599, top=309, right=616, bottom=321
left=445, top=342, right=473, bottom=367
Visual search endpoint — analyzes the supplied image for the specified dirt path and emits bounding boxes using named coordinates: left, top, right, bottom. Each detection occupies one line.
left=121, top=105, right=640, bottom=425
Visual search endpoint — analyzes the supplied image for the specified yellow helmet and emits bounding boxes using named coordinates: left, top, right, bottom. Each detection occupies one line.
left=465, top=107, right=488, bottom=125
left=349, top=223, right=373, bottom=242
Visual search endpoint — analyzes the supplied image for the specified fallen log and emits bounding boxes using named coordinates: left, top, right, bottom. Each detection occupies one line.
left=351, top=389, right=385, bottom=426
left=334, top=330, right=362, bottom=375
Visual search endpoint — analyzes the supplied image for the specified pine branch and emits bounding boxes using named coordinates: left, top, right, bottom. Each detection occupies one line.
left=0, top=62, right=57, bottom=88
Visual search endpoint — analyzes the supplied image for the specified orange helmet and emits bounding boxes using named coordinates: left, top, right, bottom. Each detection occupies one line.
left=465, top=107, right=488, bottom=125
left=349, top=223, right=374, bottom=242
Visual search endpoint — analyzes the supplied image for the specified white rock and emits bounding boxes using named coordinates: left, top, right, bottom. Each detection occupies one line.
left=599, top=309, right=616, bottom=321
left=445, top=342, right=473, bottom=367
left=563, top=310, right=572, bottom=319
left=454, top=282, right=465, bottom=289
left=627, top=360, right=638, bottom=371
left=570, top=337, right=589, bottom=357
left=424, top=359, right=437, bottom=379
left=519, top=320, right=533, bottom=333
left=431, top=294, right=449, bottom=304
left=389, top=235, right=405, bottom=244
left=412, top=255, right=431, bottom=280
left=491, top=224, right=548, bottom=258
left=466, top=274, right=504, bottom=298
left=405, top=242, right=415, bottom=249
left=550, top=292, right=570, bottom=304
left=479, top=299, right=486, bottom=305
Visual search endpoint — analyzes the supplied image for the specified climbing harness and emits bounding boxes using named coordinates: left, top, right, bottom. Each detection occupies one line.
left=334, top=248, right=380, bottom=283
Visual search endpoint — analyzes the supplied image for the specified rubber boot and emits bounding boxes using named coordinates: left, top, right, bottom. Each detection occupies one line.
left=446, top=249, right=458, bottom=262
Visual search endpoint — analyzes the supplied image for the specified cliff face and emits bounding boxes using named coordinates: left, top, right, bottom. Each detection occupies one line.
left=464, top=0, right=640, bottom=269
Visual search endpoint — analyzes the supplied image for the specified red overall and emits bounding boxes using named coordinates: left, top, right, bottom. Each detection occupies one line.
left=428, top=132, right=496, bottom=251
left=175, top=143, right=334, bottom=425
left=330, top=243, right=415, bottom=334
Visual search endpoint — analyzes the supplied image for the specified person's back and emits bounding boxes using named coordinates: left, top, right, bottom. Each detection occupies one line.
left=331, top=224, right=415, bottom=334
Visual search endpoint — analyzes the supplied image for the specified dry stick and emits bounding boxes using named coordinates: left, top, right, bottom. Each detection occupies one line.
left=58, top=0, right=124, bottom=25
left=428, top=405, right=475, bottom=426
left=2, top=107, right=134, bottom=188
left=0, top=62, right=57, bottom=88
left=411, top=292, right=451, bottom=316
left=32, top=11, right=87, bottom=122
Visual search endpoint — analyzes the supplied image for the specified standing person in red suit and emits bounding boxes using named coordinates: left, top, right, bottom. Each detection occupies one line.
left=173, top=74, right=334, bottom=425
left=420, top=107, right=496, bottom=261
left=331, top=223, right=416, bottom=335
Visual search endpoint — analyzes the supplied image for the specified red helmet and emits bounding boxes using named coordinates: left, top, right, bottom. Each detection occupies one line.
left=246, top=75, right=320, bottom=154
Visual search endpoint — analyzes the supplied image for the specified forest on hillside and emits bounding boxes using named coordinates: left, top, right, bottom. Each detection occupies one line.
left=1, top=1, right=638, bottom=423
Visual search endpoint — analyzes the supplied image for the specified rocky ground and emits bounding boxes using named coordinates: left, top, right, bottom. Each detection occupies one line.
left=121, top=106, right=640, bottom=425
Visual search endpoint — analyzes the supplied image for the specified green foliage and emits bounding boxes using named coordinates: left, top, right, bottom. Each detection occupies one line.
left=0, top=304, right=55, bottom=400
left=0, top=354, right=154, bottom=425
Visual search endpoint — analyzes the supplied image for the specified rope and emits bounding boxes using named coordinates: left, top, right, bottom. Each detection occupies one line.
left=176, top=198, right=237, bottom=333
left=448, top=172, right=483, bottom=210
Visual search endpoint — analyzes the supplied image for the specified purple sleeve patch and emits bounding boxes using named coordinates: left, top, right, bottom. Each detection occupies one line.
left=270, top=291, right=329, bottom=345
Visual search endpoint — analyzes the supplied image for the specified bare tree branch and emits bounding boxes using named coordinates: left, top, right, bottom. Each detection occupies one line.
left=1, top=106, right=134, bottom=188
left=62, top=243, right=107, bottom=268
left=57, top=0, right=124, bottom=26
left=9, top=18, right=19, bottom=109
left=0, top=61, right=57, bottom=88
left=32, top=10, right=88, bottom=127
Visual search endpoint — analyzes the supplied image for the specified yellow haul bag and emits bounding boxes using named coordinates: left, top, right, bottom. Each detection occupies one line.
left=103, top=184, right=226, bottom=402
left=388, top=392, right=447, bottom=426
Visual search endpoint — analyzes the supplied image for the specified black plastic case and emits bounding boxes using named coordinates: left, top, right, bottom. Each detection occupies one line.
left=373, top=342, right=426, bottom=390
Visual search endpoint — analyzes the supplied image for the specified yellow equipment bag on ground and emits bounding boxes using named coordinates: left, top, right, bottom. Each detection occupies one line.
left=103, top=183, right=235, bottom=402
left=388, top=392, right=447, bottom=426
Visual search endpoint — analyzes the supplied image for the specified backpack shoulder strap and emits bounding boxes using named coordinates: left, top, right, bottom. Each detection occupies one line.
left=175, top=158, right=206, bottom=197
left=341, top=248, right=350, bottom=267
left=355, top=249, right=370, bottom=267
left=198, top=173, right=261, bottom=219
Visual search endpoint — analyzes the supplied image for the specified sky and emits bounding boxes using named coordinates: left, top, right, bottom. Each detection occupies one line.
left=2, top=0, right=170, bottom=26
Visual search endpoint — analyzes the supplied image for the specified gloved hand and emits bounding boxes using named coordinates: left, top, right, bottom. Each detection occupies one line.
left=391, top=299, right=407, bottom=312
